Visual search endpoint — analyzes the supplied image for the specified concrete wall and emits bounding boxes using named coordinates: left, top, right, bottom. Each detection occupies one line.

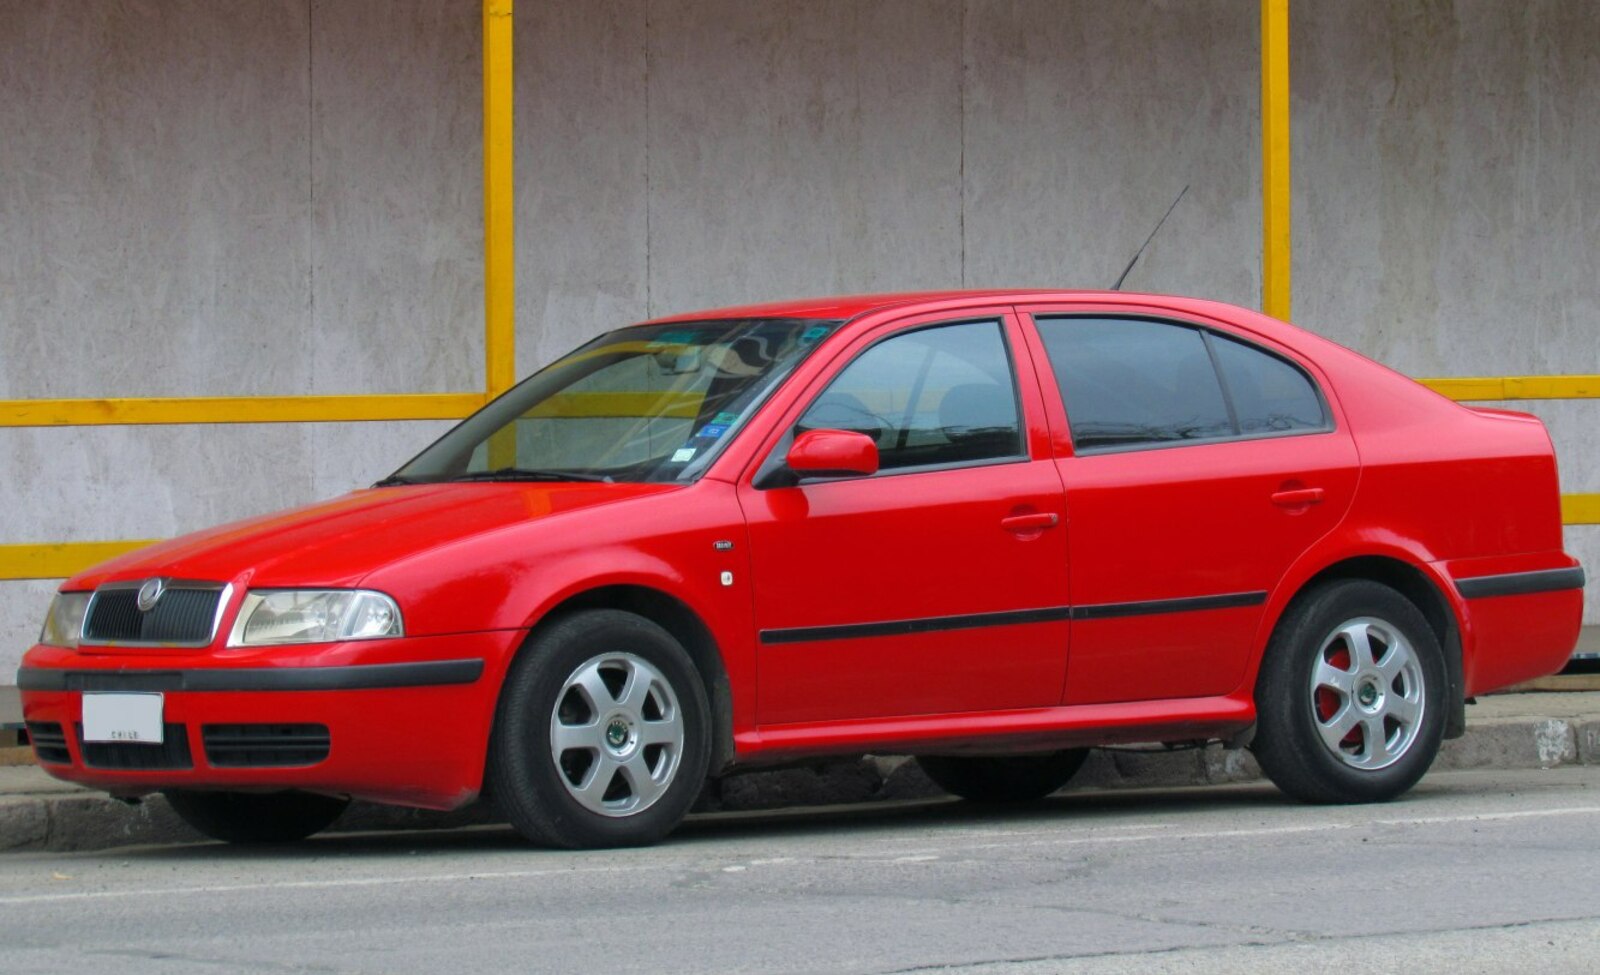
left=1, top=0, right=1595, bottom=673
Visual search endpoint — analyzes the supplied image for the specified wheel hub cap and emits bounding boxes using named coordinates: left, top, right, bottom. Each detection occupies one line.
left=605, top=717, right=632, bottom=751
left=1356, top=678, right=1381, bottom=710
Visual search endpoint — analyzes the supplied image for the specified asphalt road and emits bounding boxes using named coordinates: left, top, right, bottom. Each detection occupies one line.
left=2, top=767, right=1597, bottom=974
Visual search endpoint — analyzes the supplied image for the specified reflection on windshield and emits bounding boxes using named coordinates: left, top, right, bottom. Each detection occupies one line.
left=389, top=318, right=839, bottom=485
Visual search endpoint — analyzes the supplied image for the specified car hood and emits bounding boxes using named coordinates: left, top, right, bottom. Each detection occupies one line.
left=65, top=482, right=681, bottom=591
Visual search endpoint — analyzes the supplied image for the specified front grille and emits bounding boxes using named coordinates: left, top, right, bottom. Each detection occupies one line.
left=75, top=723, right=193, bottom=770
left=26, top=722, right=70, bottom=765
left=203, top=724, right=331, bottom=768
left=83, top=585, right=223, bottom=646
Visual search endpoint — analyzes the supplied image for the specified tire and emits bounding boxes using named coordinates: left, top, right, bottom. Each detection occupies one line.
left=489, top=609, right=712, bottom=848
left=163, top=790, right=349, bottom=844
left=1252, top=579, right=1447, bottom=804
left=916, top=749, right=1089, bottom=803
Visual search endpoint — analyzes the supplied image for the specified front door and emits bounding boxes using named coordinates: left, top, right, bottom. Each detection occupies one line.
left=738, top=312, right=1072, bottom=726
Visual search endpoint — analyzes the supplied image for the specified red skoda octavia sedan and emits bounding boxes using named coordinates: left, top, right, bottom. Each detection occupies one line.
left=20, top=292, right=1585, bottom=847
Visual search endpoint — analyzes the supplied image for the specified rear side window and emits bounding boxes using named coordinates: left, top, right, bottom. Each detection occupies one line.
left=1036, top=317, right=1232, bottom=450
left=1210, top=334, right=1327, bottom=433
left=1036, top=316, right=1329, bottom=452
left=798, top=320, right=1023, bottom=471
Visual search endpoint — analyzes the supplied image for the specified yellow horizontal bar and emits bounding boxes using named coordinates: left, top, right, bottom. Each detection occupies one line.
left=0, top=540, right=163, bottom=581
left=5, top=494, right=1598, bottom=581
left=1564, top=494, right=1600, bottom=526
left=0, top=393, right=487, bottom=427
left=1420, top=376, right=1600, bottom=401
left=525, top=391, right=702, bottom=419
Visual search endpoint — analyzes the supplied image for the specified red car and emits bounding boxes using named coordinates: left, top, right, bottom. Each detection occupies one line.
left=20, top=291, right=1585, bottom=847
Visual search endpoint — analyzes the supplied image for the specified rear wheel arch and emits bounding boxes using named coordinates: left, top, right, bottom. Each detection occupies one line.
left=1267, top=556, right=1465, bottom=739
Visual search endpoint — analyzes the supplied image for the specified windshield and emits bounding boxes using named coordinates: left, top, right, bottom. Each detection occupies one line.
left=387, top=317, right=840, bottom=484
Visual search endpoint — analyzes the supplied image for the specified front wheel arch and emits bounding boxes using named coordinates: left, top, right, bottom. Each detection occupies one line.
left=487, top=585, right=734, bottom=787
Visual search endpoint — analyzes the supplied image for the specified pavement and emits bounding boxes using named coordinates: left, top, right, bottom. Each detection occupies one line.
left=2, top=690, right=1598, bottom=853
left=3, top=766, right=1598, bottom=973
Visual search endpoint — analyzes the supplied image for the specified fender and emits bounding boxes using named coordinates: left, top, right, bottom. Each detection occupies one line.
left=1242, top=525, right=1468, bottom=736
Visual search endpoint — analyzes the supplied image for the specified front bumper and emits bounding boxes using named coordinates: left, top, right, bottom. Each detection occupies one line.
left=17, top=631, right=517, bottom=810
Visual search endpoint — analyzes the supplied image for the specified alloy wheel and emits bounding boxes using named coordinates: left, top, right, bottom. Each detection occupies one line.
left=1308, top=616, right=1426, bottom=771
left=549, top=652, right=684, bottom=817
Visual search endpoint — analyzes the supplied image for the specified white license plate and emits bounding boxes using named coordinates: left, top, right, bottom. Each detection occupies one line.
left=82, top=693, right=165, bottom=744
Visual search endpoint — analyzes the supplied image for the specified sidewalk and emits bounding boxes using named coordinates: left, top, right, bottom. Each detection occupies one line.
left=1, top=691, right=1597, bottom=853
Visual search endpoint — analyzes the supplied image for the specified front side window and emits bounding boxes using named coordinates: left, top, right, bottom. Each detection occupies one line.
left=797, top=320, right=1023, bottom=471
left=390, top=318, right=839, bottom=483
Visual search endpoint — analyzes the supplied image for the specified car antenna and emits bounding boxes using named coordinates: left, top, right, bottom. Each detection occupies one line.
left=1110, top=184, right=1189, bottom=291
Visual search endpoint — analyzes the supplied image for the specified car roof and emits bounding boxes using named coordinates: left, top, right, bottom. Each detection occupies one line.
left=639, top=290, right=1090, bottom=324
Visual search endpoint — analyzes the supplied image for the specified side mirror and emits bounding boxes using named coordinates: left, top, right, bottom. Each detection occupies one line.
left=786, top=429, right=879, bottom=479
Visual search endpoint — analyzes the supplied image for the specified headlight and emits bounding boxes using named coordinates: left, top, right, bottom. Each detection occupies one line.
left=39, top=592, right=91, bottom=648
left=227, top=590, right=404, bottom=647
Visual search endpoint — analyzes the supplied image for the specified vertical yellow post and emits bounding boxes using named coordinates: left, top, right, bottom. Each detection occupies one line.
left=1260, top=0, right=1291, bottom=321
left=483, top=0, right=515, bottom=398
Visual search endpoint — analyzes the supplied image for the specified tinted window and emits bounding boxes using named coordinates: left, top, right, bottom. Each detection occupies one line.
left=1037, top=317, right=1232, bottom=450
left=799, top=320, right=1023, bottom=470
left=1211, top=335, right=1326, bottom=433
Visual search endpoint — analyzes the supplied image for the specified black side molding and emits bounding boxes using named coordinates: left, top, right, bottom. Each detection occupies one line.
left=759, top=591, right=1267, bottom=645
left=1455, top=566, right=1586, bottom=600
left=1069, top=591, right=1266, bottom=621
left=17, top=659, right=485, bottom=693
left=760, top=607, right=1074, bottom=645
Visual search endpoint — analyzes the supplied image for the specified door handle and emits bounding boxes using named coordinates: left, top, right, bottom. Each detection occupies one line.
left=1001, top=512, right=1060, bottom=532
left=1271, top=487, right=1325, bottom=507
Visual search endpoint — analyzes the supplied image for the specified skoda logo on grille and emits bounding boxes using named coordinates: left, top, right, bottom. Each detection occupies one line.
left=135, top=577, right=168, bottom=612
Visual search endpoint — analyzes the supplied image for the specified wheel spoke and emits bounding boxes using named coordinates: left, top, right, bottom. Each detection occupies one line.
left=1361, top=716, right=1391, bottom=765
left=572, top=754, right=620, bottom=808
left=638, top=717, right=682, bottom=747
left=1341, top=621, right=1377, bottom=671
left=1317, top=703, right=1360, bottom=751
left=619, top=753, right=666, bottom=806
left=572, top=664, right=616, bottom=711
left=1385, top=692, right=1422, bottom=728
left=1313, top=658, right=1354, bottom=695
left=551, top=719, right=601, bottom=755
left=617, top=663, right=656, bottom=715
left=1375, top=633, right=1414, bottom=683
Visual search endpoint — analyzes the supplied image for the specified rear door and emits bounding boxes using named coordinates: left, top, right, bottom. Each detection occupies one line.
left=737, top=309, right=1073, bottom=725
left=1020, top=307, right=1358, bottom=705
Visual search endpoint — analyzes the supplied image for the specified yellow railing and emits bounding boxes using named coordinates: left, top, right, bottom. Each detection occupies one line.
left=1, top=376, right=1595, bottom=581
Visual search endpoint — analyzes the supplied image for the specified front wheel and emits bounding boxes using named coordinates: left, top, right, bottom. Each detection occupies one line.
left=916, top=749, right=1089, bottom=803
left=163, top=790, right=349, bottom=844
left=1252, top=579, right=1447, bottom=803
left=489, top=609, right=712, bottom=848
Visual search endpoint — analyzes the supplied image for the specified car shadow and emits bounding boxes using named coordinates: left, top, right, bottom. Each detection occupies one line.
left=106, top=778, right=1295, bottom=861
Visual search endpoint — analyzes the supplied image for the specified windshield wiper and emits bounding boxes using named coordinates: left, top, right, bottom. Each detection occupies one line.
left=447, top=467, right=614, bottom=483
left=373, top=475, right=421, bottom=487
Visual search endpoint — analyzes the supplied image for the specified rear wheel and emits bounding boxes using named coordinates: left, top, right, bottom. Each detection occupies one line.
left=163, top=790, right=349, bottom=844
left=916, top=749, right=1089, bottom=803
left=1252, top=579, right=1446, bottom=803
left=490, top=609, right=712, bottom=848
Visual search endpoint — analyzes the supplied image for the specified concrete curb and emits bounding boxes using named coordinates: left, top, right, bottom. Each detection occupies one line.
left=2, top=709, right=1596, bottom=854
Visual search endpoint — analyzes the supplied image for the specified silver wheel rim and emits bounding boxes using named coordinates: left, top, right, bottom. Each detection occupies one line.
left=1308, top=616, right=1425, bottom=771
left=549, top=652, right=684, bottom=817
